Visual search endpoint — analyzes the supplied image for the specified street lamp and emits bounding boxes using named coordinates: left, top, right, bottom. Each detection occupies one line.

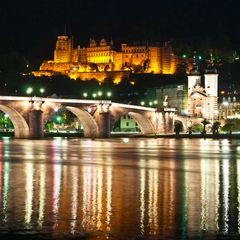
left=98, top=91, right=102, bottom=97
left=107, top=92, right=112, bottom=98
left=56, top=116, right=61, bottom=123
left=140, top=101, right=145, bottom=106
left=40, top=88, right=45, bottom=94
left=83, top=92, right=88, bottom=98
left=149, top=101, right=153, bottom=106
left=92, top=93, right=97, bottom=99
left=26, top=87, right=33, bottom=95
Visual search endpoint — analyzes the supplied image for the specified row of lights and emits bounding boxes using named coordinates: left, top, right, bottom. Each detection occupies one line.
left=82, top=91, right=112, bottom=98
left=140, top=100, right=158, bottom=106
left=26, top=87, right=45, bottom=95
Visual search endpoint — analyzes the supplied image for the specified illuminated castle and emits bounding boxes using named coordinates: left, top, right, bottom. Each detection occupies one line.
left=187, top=58, right=218, bottom=120
left=35, top=36, right=180, bottom=81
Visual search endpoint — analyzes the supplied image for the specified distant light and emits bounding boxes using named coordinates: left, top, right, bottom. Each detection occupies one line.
left=198, top=56, right=202, bottom=60
left=182, top=54, right=187, bottom=58
left=154, top=100, right=158, bottom=104
left=26, top=87, right=33, bottom=94
left=83, top=92, right=88, bottom=97
left=98, top=91, right=102, bottom=96
left=56, top=116, right=61, bottom=122
left=122, top=138, right=129, bottom=143
left=107, top=92, right=112, bottom=97
left=149, top=101, right=153, bottom=106
left=130, top=81, right=135, bottom=85
left=4, top=114, right=8, bottom=118
left=140, top=101, right=145, bottom=106
left=40, top=88, right=45, bottom=93
left=220, top=90, right=225, bottom=94
left=54, top=107, right=59, bottom=112
left=92, top=93, right=97, bottom=98
left=223, top=101, right=229, bottom=106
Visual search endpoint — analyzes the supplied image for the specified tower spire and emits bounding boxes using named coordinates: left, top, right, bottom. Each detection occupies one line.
left=205, top=49, right=217, bottom=74
left=189, top=51, right=200, bottom=76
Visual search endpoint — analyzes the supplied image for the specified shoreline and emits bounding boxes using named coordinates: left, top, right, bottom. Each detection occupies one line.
left=0, top=132, right=239, bottom=139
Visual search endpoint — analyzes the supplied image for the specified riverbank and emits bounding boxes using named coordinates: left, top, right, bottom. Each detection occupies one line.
left=0, top=132, right=239, bottom=139
left=141, top=133, right=240, bottom=139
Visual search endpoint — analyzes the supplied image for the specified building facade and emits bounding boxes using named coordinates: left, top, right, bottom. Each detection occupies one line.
left=35, top=36, right=181, bottom=80
left=187, top=63, right=218, bottom=120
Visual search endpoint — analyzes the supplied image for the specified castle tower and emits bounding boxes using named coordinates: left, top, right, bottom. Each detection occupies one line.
left=54, top=36, right=72, bottom=63
left=204, top=64, right=218, bottom=119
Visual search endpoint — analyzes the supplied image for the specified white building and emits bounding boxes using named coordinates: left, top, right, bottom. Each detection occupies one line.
left=187, top=63, right=218, bottom=120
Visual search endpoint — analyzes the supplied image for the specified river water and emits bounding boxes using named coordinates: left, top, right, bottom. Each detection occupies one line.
left=0, top=137, right=240, bottom=239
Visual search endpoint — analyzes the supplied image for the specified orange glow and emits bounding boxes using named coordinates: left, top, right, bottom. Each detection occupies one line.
left=34, top=36, right=185, bottom=81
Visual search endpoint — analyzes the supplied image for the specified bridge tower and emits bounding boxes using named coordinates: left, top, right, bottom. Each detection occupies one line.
left=187, top=58, right=201, bottom=96
left=204, top=65, right=218, bottom=120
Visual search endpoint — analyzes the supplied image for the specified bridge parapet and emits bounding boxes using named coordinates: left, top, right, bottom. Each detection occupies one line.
left=0, top=96, right=177, bottom=138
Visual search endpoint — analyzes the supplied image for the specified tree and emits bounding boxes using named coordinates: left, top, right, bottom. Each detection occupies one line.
left=89, top=63, right=99, bottom=72
left=201, top=119, right=210, bottom=135
left=221, top=123, right=234, bottom=134
left=174, top=121, right=183, bottom=135
left=211, top=121, right=221, bottom=136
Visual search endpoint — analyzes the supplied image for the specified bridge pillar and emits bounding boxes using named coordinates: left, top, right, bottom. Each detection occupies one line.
left=97, top=111, right=111, bottom=138
left=29, top=110, right=44, bottom=139
left=163, top=112, right=174, bottom=134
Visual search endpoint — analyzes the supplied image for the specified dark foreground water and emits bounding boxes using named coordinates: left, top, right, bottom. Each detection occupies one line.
left=0, top=137, right=240, bottom=240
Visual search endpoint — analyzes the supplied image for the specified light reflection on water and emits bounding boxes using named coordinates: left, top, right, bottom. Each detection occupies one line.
left=0, top=137, right=239, bottom=239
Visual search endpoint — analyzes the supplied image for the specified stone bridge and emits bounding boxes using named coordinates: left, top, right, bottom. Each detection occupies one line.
left=0, top=96, right=200, bottom=139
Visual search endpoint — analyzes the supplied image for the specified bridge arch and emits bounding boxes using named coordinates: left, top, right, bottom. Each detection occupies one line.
left=112, top=111, right=155, bottom=134
left=65, top=106, right=99, bottom=138
left=173, top=116, right=188, bottom=133
left=0, top=104, right=29, bottom=138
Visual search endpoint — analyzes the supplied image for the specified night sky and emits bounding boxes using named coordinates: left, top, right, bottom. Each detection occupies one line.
left=0, top=0, right=239, bottom=66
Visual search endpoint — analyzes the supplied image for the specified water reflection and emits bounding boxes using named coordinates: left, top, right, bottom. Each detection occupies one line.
left=0, top=138, right=240, bottom=239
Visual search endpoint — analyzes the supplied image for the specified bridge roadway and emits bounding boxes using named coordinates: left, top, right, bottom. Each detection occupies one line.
left=0, top=96, right=178, bottom=139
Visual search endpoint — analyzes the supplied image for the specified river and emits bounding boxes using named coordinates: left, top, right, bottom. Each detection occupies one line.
left=0, top=137, right=240, bottom=239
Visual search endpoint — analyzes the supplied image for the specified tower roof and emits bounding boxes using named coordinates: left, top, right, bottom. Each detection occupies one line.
left=189, top=67, right=200, bottom=76
left=205, top=64, right=217, bottom=74
left=189, top=53, right=200, bottom=76
left=205, top=51, right=218, bottom=74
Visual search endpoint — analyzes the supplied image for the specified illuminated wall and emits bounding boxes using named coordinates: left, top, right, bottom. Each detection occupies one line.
left=54, top=36, right=72, bottom=63
left=121, top=44, right=148, bottom=68
left=37, top=36, right=180, bottom=79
